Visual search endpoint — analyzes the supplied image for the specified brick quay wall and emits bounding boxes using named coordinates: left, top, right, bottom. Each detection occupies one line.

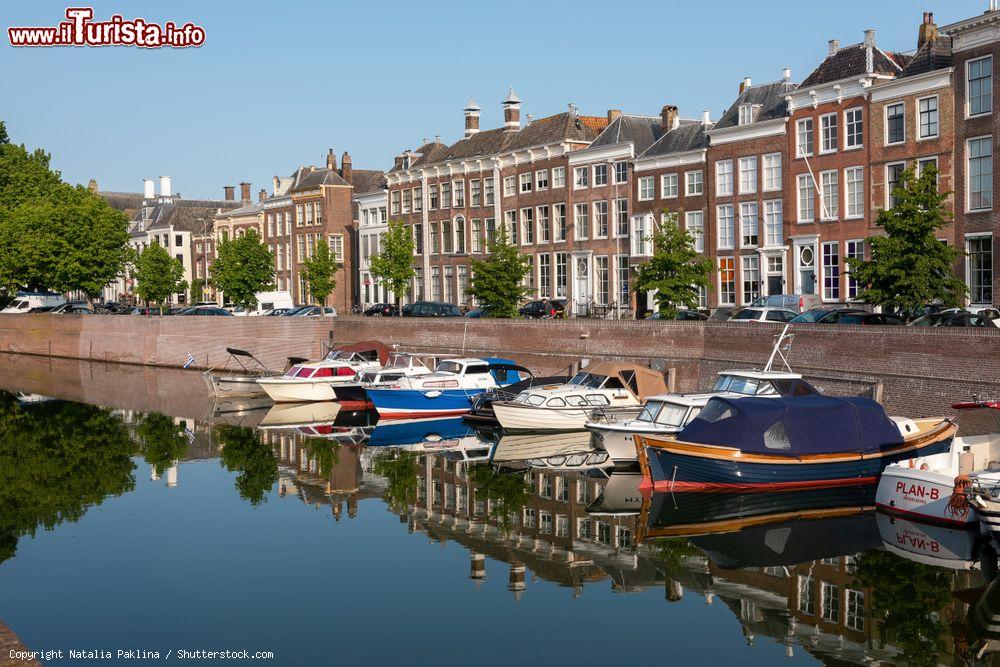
left=0, top=313, right=998, bottom=417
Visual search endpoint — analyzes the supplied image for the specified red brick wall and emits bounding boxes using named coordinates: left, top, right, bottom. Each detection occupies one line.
left=3, top=314, right=1000, bottom=417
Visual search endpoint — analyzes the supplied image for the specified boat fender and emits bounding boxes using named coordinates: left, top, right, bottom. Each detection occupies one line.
left=946, top=474, right=973, bottom=521
left=423, top=390, right=443, bottom=399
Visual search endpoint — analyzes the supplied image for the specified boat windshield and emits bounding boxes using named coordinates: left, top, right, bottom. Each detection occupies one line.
left=568, top=372, right=606, bottom=389
left=387, top=354, right=414, bottom=369
left=713, top=374, right=779, bottom=396
left=437, top=361, right=463, bottom=375
left=637, top=401, right=662, bottom=423
left=323, top=350, right=345, bottom=361
left=654, top=402, right=690, bottom=426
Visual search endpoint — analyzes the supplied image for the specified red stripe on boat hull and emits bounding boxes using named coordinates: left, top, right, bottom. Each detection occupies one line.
left=874, top=503, right=977, bottom=528
left=639, top=475, right=878, bottom=493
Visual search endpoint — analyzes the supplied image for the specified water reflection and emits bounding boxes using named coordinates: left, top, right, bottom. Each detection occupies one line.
left=0, top=357, right=997, bottom=665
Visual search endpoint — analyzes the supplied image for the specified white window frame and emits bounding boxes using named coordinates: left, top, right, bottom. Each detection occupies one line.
left=820, top=170, right=839, bottom=221
left=661, top=173, right=678, bottom=199
left=886, top=161, right=906, bottom=210
left=592, top=200, right=609, bottom=239
left=968, top=56, right=994, bottom=118
left=797, top=173, right=815, bottom=223
left=967, top=135, right=994, bottom=213
left=593, top=163, right=608, bottom=187
left=844, top=107, right=863, bottom=150
left=917, top=95, right=939, bottom=140
left=551, top=166, right=566, bottom=188
left=535, top=169, right=549, bottom=191
left=763, top=200, right=782, bottom=247
left=638, top=175, right=655, bottom=201
left=845, top=166, right=864, bottom=219
left=716, top=203, right=735, bottom=250
left=519, top=172, right=532, bottom=194
left=820, top=113, right=838, bottom=153
left=685, top=210, right=704, bottom=253
left=884, top=102, right=905, bottom=146
left=503, top=176, right=516, bottom=197
left=718, top=256, right=736, bottom=306
left=966, top=232, right=994, bottom=305
left=796, top=118, right=814, bottom=157
left=762, top=153, right=781, bottom=192
left=685, top=170, right=703, bottom=196
left=738, top=156, right=758, bottom=194
left=715, top=160, right=733, bottom=196
left=574, top=166, right=589, bottom=190
left=821, top=241, right=841, bottom=302
left=739, top=202, right=759, bottom=248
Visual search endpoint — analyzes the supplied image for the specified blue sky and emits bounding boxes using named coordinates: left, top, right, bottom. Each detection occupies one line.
left=0, top=0, right=986, bottom=200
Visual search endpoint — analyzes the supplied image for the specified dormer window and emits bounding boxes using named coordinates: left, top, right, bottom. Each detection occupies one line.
left=401, top=155, right=411, bottom=169
left=738, top=104, right=759, bottom=126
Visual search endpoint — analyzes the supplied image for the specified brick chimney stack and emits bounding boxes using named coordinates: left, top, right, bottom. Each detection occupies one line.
left=223, top=185, right=235, bottom=201
left=828, top=39, right=840, bottom=56
left=326, top=148, right=336, bottom=171
left=607, top=109, right=622, bottom=123
left=739, top=76, right=752, bottom=94
left=464, top=96, right=482, bottom=138
left=239, top=182, right=251, bottom=203
left=88, top=179, right=98, bottom=193
left=502, top=87, right=521, bottom=131
left=660, top=105, right=678, bottom=132
left=917, top=11, right=939, bottom=49
left=258, top=188, right=267, bottom=203
left=341, top=151, right=353, bottom=184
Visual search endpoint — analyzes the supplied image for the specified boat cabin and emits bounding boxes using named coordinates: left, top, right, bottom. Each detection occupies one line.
left=323, top=340, right=391, bottom=365
left=634, top=394, right=705, bottom=429
left=514, top=361, right=667, bottom=408
left=400, top=357, right=524, bottom=390
left=712, top=369, right=817, bottom=397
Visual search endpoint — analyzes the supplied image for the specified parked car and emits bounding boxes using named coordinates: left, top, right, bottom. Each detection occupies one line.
left=465, top=307, right=489, bottom=318
left=279, top=305, right=311, bottom=316
left=179, top=306, right=232, bottom=316
left=403, top=301, right=463, bottom=317
left=261, top=308, right=291, bottom=316
left=290, top=306, right=337, bottom=317
left=364, top=303, right=398, bottom=317
left=838, top=313, right=905, bottom=326
left=708, top=307, right=733, bottom=322
left=750, top=294, right=820, bottom=313
left=519, top=299, right=565, bottom=319
left=788, top=308, right=866, bottom=324
left=908, top=311, right=1000, bottom=327
left=58, top=305, right=94, bottom=314
left=1, top=292, right=66, bottom=314
left=674, top=309, right=709, bottom=321
left=730, top=307, right=798, bottom=322
left=130, top=306, right=164, bottom=316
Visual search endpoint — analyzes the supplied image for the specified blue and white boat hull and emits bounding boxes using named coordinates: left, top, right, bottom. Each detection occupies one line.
left=368, top=388, right=484, bottom=420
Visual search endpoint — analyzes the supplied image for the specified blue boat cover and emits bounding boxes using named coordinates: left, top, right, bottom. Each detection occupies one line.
left=677, top=395, right=904, bottom=456
left=482, top=357, right=524, bottom=385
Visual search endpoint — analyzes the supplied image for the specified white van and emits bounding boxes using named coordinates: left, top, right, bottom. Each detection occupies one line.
left=247, top=291, right=294, bottom=316
left=1, top=292, right=66, bottom=314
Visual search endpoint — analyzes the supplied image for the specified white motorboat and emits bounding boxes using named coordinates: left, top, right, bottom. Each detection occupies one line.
left=258, top=401, right=343, bottom=429
left=331, top=352, right=444, bottom=403
left=491, top=361, right=667, bottom=432
left=203, top=347, right=281, bottom=398
left=877, top=400, right=1000, bottom=526
left=586, top=326, right=819, bottom=463
left=256, top=341, right=389, bottom=403
left=876, top=512, right=980, bottom=570
left=491, top=431, right=611, bottom=470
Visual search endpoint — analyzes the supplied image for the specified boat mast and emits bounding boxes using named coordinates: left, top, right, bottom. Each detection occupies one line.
left=763, top=325, right=794, bottom=372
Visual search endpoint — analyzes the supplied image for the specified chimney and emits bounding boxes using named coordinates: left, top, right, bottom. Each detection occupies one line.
left=87, top=178, right=98, bottom=193
left=660, top=105, right=678, bottom=132
left=739, top=76, right=752, bottom=93
left=828, top=39, right=840, bottom=56
left=159, top=176, right=171, bottom=198
left=326, top=149, right=336, bottom=171
left=607, top=109, right=622, bottom=123
left=918, top=12, right=939, bottom=49
left=783, top=67, right=792, bottom=82
left=525, top=114, right=533, bottom=126
left=223, top=185, right=235, bottom=201
left=239, top=182, right=251, bottom=203
left=701, top=110, right=712, bottom=126
left=394, top=155, right=404, bottom=170
left=502, top=87, right=521, bottom=130
left=258, top=188, right=267, bottom=203
left=464, top=96, right=482, bottom=138
left=341, top=151, right=353, bottom=184
left=864, top=29, right=876, bottom=46
left=143, top=179, right=155, bottom=200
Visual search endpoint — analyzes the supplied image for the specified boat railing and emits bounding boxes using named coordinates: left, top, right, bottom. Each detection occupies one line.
left=588, top=404, right=642, bottom=424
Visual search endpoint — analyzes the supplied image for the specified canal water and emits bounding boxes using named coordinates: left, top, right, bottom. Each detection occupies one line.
left=0, top=355, right=992, bottom=665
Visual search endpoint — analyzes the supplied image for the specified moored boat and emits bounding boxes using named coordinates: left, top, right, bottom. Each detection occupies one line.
left=367, top=357, right=524, bottom=419
left=638, top=395, right=956, bottom=493
left=331, top=352, right=443, bottom=403
left=203, top=347, right=281, bottom=398
left=491, top=361, right=666, bottom=432
left=256, top=341, right=389, bottom=403
left=876, top=512, right=981, bottom=570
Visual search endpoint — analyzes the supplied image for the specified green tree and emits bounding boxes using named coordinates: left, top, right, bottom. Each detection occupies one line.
left=135, top=242, right=185, bottom=306
left=854, top=549, right=954, bottom=667
left=189, top=278, right=208, bottom=302
left=0, top=121, right=8, bottom=145
left=848, top=165, right=966, bottom=315
left=467, top=224, right=530, bottom=317
left=216, top=425, right=278, bottom=505
left=0, top=394, right=137, bottom=564
left=368, top=219, right=415, bottom=312
left=372, top=451, right=420, bottom=513
left=209, top=229, right=274, bottom=309
left=135, top=413, right=189, bottom=477
left=469, top=464, right=531, bottom=534
left=0, top=123, right=129, bottom=300
left=633, top=211, right=714, bottom=318
left=302, top=238, right=339, bottom=307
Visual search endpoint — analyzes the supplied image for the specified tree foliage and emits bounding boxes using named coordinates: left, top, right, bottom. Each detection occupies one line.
left=135, top=243, right=185, bottom=305
left=848, top=165, right=966, bottom=314
left=0, top=393, right=137, bottom=564
left=209, top=229, right=274, bottom=309
left=0, top=121, right=8, bottom=145
left=135, top=412, right=189, bottom=477
left=0, top=123, right=129, bottom=298
left=368, top=219, right=415, bottom=311
left=372, top=450, right=420, bottom=513
left=632, top=211, right=714, bottom=318
left=216, top=425, right=278, bottom=506
left=467, top=224, right=530, bottom=317
left=469, top=464, right=531, bottom=534
left=302, top=238, right=339, bottom=306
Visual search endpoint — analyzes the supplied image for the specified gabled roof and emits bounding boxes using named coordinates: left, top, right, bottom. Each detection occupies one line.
left=146, top=199, right=238, bottom=233
left=800, top=42, right=906, bottom=87
left=97, top=191, right=144, bottom=218
left=900, top=36, right=953, bottom=77
left=714, top=80, right=797, bottom=130
left=637, top=121, right=709, bottom=159
left=289, top=166, right=349, bottom=192
left=351, top=169, right=387, bottom=195
left=406, top=141, right=450, bottom=169
left=589, top=114, right=664, bottom=154
left=215, top=201, right=263, bottom=220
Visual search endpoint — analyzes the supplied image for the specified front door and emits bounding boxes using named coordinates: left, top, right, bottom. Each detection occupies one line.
left=767, top=275, right=783, bottom=295
left=574, top=257, right=591, bottom=315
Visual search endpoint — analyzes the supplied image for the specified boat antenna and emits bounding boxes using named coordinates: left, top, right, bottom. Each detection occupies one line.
left=764, top=325, right=794, bottom=372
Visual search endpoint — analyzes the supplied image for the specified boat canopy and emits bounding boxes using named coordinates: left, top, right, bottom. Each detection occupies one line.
left=483, top=357, right=527, bottom=385
left=579, top=361, right=667, bottom=399
left=333, top=341, right=391, bottom=365
left=678, top=395, right=904, bottom=455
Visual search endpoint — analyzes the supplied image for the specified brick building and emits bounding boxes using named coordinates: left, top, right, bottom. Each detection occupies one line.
left=385, top=90, right=611, bottom=314
left=707, top=71, right=797, bottom=309
left=943, top=7, right=1000, bottom=309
